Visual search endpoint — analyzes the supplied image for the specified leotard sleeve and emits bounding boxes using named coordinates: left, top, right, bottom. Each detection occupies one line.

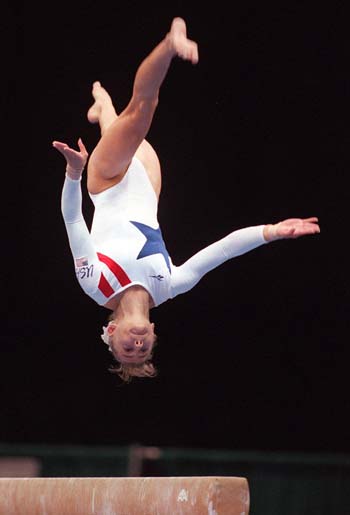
left=61, top=174, right=102, bottom=297
left=170, top=225, right=267, bottom=298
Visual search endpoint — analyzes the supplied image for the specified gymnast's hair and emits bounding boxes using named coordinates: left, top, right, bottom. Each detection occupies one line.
left=108, top=359, right=157, bottom=383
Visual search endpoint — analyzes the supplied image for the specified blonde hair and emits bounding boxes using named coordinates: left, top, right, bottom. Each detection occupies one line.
left=108, top=361, right=157, bottom=383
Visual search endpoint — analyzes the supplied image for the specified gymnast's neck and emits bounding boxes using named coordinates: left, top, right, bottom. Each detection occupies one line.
left=104, top=285, right=154, bottom=316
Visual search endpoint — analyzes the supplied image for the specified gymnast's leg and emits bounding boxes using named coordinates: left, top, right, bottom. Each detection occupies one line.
left=86, top=17, right=198, bottom=196
left=87, top=81, right=118, bottom=135
left=87, top=81, right=162, bottom=196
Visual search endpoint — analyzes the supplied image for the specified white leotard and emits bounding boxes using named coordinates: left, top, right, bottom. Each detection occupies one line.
left=61, top=157, right=267, bottom=307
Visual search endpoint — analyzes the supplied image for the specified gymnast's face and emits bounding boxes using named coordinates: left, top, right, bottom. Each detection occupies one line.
left=107, top=320, right=155, bottom=364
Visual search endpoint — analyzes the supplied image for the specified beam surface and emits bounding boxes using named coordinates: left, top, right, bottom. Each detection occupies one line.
left=0, top=476, right=249, bottom=514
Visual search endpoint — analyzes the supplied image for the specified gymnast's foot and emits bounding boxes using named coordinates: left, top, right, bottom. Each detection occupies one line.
left=87, top=81, right=116, bottom=124
left=167, top=17, right=199, bottom=64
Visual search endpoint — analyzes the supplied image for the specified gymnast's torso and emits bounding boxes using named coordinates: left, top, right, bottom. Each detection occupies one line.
left=61, top=156, right=267, bottom=309
left=83, top=156, right=173, bottom=307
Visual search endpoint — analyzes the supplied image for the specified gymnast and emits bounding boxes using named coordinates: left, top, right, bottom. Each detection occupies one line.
left=53, top=17, right=320, bottom=382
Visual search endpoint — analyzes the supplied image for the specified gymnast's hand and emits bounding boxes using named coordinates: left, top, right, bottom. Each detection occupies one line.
left=52, top=138, right=89, bottom=180
left=263, top=217, right=320, bottom=241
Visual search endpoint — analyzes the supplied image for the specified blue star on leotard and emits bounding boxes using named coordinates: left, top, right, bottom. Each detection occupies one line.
left=130, top=221, right=171, bottom=273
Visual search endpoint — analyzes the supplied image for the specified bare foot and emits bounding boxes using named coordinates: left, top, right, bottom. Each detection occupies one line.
left=168, top=17, right=199, bottom=64
left=87, top=81, right=116, bottom=124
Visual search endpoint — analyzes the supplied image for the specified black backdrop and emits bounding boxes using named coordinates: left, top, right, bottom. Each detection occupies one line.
left=1, top=2, right=349, bottom=454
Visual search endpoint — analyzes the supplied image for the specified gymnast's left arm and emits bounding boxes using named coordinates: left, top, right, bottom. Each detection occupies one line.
left=170, top=217, right=320, bottom=297
left=53, top=138, right=104, bottom=297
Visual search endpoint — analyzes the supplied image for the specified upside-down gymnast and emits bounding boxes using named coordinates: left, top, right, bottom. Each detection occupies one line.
left=53, top=17, right=320, bottom=382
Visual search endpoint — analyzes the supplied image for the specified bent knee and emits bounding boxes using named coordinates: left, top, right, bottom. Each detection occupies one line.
left=87, top=153, right=129, bottom=184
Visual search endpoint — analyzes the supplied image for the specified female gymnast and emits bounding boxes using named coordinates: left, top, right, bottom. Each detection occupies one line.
left=53, top=17, right=320, bottom=382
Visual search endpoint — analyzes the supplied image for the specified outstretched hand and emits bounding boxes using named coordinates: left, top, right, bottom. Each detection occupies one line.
left=52, top=138, right=89, bottom=179
left=264, top=217, right=320, bottom=241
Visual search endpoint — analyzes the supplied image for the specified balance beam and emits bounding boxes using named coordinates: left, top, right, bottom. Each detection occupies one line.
left=0, top=476, right=249, bottom=514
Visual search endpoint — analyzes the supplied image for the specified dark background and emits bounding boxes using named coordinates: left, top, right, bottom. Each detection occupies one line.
left=1, top=2, right=349, bottom=454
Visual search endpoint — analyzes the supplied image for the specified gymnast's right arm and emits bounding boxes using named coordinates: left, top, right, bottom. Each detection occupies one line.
left=170, top=225, right=267, bottom=298
left=170, top=217, right=320, bottom=298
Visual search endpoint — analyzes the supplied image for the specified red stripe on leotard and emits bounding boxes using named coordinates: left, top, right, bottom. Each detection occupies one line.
left=97, top=252, right=131, bottom=288
left=98, top=273, right=114, bottom=298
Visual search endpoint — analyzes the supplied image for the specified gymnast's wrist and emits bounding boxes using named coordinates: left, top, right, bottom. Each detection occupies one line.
left=66, top=165, right=83, bottom=180
left=263, top=224, right=280, bottom=242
